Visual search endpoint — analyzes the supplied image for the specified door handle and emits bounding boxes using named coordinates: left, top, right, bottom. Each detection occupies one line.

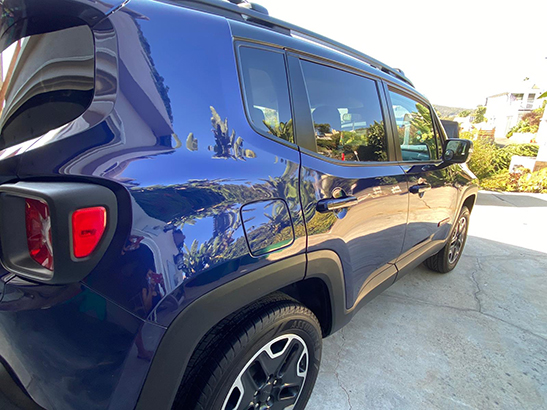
left=316, top=196, right=358, bottom=213
left=409, top=183, right=431, bottom=196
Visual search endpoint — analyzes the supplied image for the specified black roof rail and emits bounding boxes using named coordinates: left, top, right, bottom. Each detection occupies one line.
left=175, top=0, right=414, bottom=87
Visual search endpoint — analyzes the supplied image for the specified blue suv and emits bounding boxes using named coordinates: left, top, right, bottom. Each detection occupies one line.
left=0, top=1, right=477, bottom=409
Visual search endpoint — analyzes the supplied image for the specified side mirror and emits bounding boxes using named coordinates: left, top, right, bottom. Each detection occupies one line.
left=443, top=139, right=473, bottom=164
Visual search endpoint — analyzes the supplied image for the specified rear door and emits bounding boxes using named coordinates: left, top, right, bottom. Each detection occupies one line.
left=385, top=87, right=458, bottom=267
left=289, top=56, right=409, bottom=309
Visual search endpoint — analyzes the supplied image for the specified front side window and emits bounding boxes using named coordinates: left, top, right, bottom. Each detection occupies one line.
left=301, top=60, right=388, bottom=162
left=239, top=46, right=294, bottom=143
left=388, top=91, right=439, bottom=162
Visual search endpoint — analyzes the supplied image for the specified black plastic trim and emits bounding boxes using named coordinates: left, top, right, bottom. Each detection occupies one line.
left=0, top=182, right=118, bottom=284
left=136, top=253, right=308, bottom=410
left=0, top=358, right=43, bottom=410
left=286, top=54, right=316, bottom=153
left=136, top=250, right=401, bottom=409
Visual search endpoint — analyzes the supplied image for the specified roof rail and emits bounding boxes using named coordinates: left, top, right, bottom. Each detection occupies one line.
left=176, top=0, right=414, bottom=87
left=227, top=0, right=268, bottom=15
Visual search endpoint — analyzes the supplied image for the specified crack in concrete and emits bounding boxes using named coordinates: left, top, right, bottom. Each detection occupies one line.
left=333, top=328, right=353, bottom=410
left=470, top=257, right=484, bottom=313
left=380, top=292, right=547, bottom=343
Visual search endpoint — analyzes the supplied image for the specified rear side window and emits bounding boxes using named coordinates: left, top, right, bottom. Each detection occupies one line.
left=239, top=46, right=294, bottom=143
left=388, top=91, right=439, bottom=162
left=301, top=60, right=388, bottom=162
left=0, top=25, right=94, bottom=150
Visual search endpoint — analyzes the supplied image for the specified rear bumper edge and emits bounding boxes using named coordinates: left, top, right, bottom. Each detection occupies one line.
left=0, top=359, right=43, bottom=410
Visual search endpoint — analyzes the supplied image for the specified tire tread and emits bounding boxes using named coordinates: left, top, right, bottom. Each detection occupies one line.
left=173, top=293, right=319, bottom=410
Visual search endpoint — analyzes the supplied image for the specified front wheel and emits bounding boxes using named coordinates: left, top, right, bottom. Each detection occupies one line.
left=425, top=206, right=470, bottom=273
left=174, top=294, right=322, bottom=410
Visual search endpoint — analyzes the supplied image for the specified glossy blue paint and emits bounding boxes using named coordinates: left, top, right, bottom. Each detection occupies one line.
left=0, top=0, right=479, bottom=409
left=14, top=1, right=306, bottom=328
left=0, top=0, right=305, bottom=407
left=241, top=199, right=295, bottom=256
left=401, top=164, right=459, bottom=256
left=299, top=154, right=409, bottom=308
left=0, top=268, right=165, bottom=410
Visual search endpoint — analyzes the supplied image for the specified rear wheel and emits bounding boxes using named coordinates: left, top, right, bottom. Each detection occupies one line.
left=425, top=206, right=470, bottom=273
left=174, top=294, right=322, bottom=410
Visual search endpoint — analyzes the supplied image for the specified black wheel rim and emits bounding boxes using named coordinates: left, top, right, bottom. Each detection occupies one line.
left=448, top=215, right=467, bottom=264
left=222, top=334, right=309, bottom=410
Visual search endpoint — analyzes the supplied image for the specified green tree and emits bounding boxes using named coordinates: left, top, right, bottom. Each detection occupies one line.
left=472, top=106, right=487, bottom=124
left=458, top=110, right=471, bottom=118
left=264, top=119, right=294, bottom=143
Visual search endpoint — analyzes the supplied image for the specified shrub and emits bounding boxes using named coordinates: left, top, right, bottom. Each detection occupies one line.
left=507, top=101, right=546, bottom=138
left=494, top=143, right=539, bottom=170
left=518, top=168, right=547, bottom=193
left=479, top=170, right=519, bottom=192
left=461, top=132, right=544, bottom=193
left=465, top=138, right=539, bottom=181
left=466, top=138, right=499, bottom=180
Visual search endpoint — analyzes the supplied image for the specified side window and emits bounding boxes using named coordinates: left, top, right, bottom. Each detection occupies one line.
left=301, top=60, right=388, bottom=162
left=388, top=91, right=439, bottom=162
left=239, top=46, right=294, bottom=143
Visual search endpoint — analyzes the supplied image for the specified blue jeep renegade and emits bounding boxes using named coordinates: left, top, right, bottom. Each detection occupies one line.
left=0, top=0, right=477, bottom=409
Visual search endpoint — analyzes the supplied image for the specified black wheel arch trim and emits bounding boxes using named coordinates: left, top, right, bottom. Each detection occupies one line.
left=135, top=250, right=349, bottom=410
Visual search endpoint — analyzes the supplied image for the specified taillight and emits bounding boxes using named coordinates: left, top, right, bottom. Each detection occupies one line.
left=25, top=198, right=54, bottom=270
left=72, top=207, right=107, bottom=258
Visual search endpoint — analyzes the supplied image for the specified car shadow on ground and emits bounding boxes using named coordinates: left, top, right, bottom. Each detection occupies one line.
left=476, top=192, right=547, bottom=208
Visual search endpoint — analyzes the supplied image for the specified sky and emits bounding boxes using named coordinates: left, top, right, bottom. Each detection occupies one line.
left=256, top=0, right=547, bottom=109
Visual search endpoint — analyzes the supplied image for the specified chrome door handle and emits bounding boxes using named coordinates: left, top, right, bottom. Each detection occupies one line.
left=409, top=183, right=431, bottom=195
left=316, top=196, right=358, bottom=213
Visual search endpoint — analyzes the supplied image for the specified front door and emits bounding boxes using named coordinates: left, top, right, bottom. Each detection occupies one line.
left=292, top=58, right=408, bottom=309
left=386, top=88, right=458, bottom=263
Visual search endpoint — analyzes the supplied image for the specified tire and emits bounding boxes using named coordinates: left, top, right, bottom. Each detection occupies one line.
left=424, top=206, right=470, bottom=273
left=173, top=293, right=322, bottom=410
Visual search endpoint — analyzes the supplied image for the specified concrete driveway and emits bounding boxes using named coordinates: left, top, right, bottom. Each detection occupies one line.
left=307, top=191, right=547, bottom=409
left=2, top=191, right=546, bottom=409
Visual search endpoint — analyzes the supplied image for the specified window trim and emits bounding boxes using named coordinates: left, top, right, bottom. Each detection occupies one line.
left=292, top=55, right=397, bottom=166
left=234, top=41, right=299, bottom=150
left=385, top=84, right=443, bottom=164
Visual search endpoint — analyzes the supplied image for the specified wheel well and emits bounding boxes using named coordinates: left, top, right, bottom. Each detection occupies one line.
left=278, top=278, right=332, bottom=337
left=463, top=194, right=476, bottom=213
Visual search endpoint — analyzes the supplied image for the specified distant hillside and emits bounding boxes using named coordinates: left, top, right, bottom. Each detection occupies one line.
left=434, top=105, right=471, bottom=119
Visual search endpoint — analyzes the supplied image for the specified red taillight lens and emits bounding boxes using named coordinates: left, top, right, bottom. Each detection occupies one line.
left=72, top=207, right=107, bottom=258
left=25, top=198, right=54, bottom=271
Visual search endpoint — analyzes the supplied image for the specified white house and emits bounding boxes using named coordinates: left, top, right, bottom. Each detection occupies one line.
left=485, top=80, right=545, bottom=139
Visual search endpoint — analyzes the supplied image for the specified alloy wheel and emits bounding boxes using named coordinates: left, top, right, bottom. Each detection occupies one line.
left=222, top=334, right=309, bottom=410
left=448, top=215, right=467, bottom=264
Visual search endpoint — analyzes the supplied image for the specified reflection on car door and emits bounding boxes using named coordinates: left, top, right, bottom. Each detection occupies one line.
left=293, top=58, right=408, bottom=309
left=387, top=88, right=458, bottom=266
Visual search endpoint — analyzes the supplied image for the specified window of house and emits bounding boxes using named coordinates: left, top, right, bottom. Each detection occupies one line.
left=388, top=91, right=439, bottom=162
left=239, top=46, right=294, bottom=143
left=512, top=93, right=524, bottom=101
left=526, top=93, right=535, bottom=109
left=300, top=60, right=388, bottom=162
